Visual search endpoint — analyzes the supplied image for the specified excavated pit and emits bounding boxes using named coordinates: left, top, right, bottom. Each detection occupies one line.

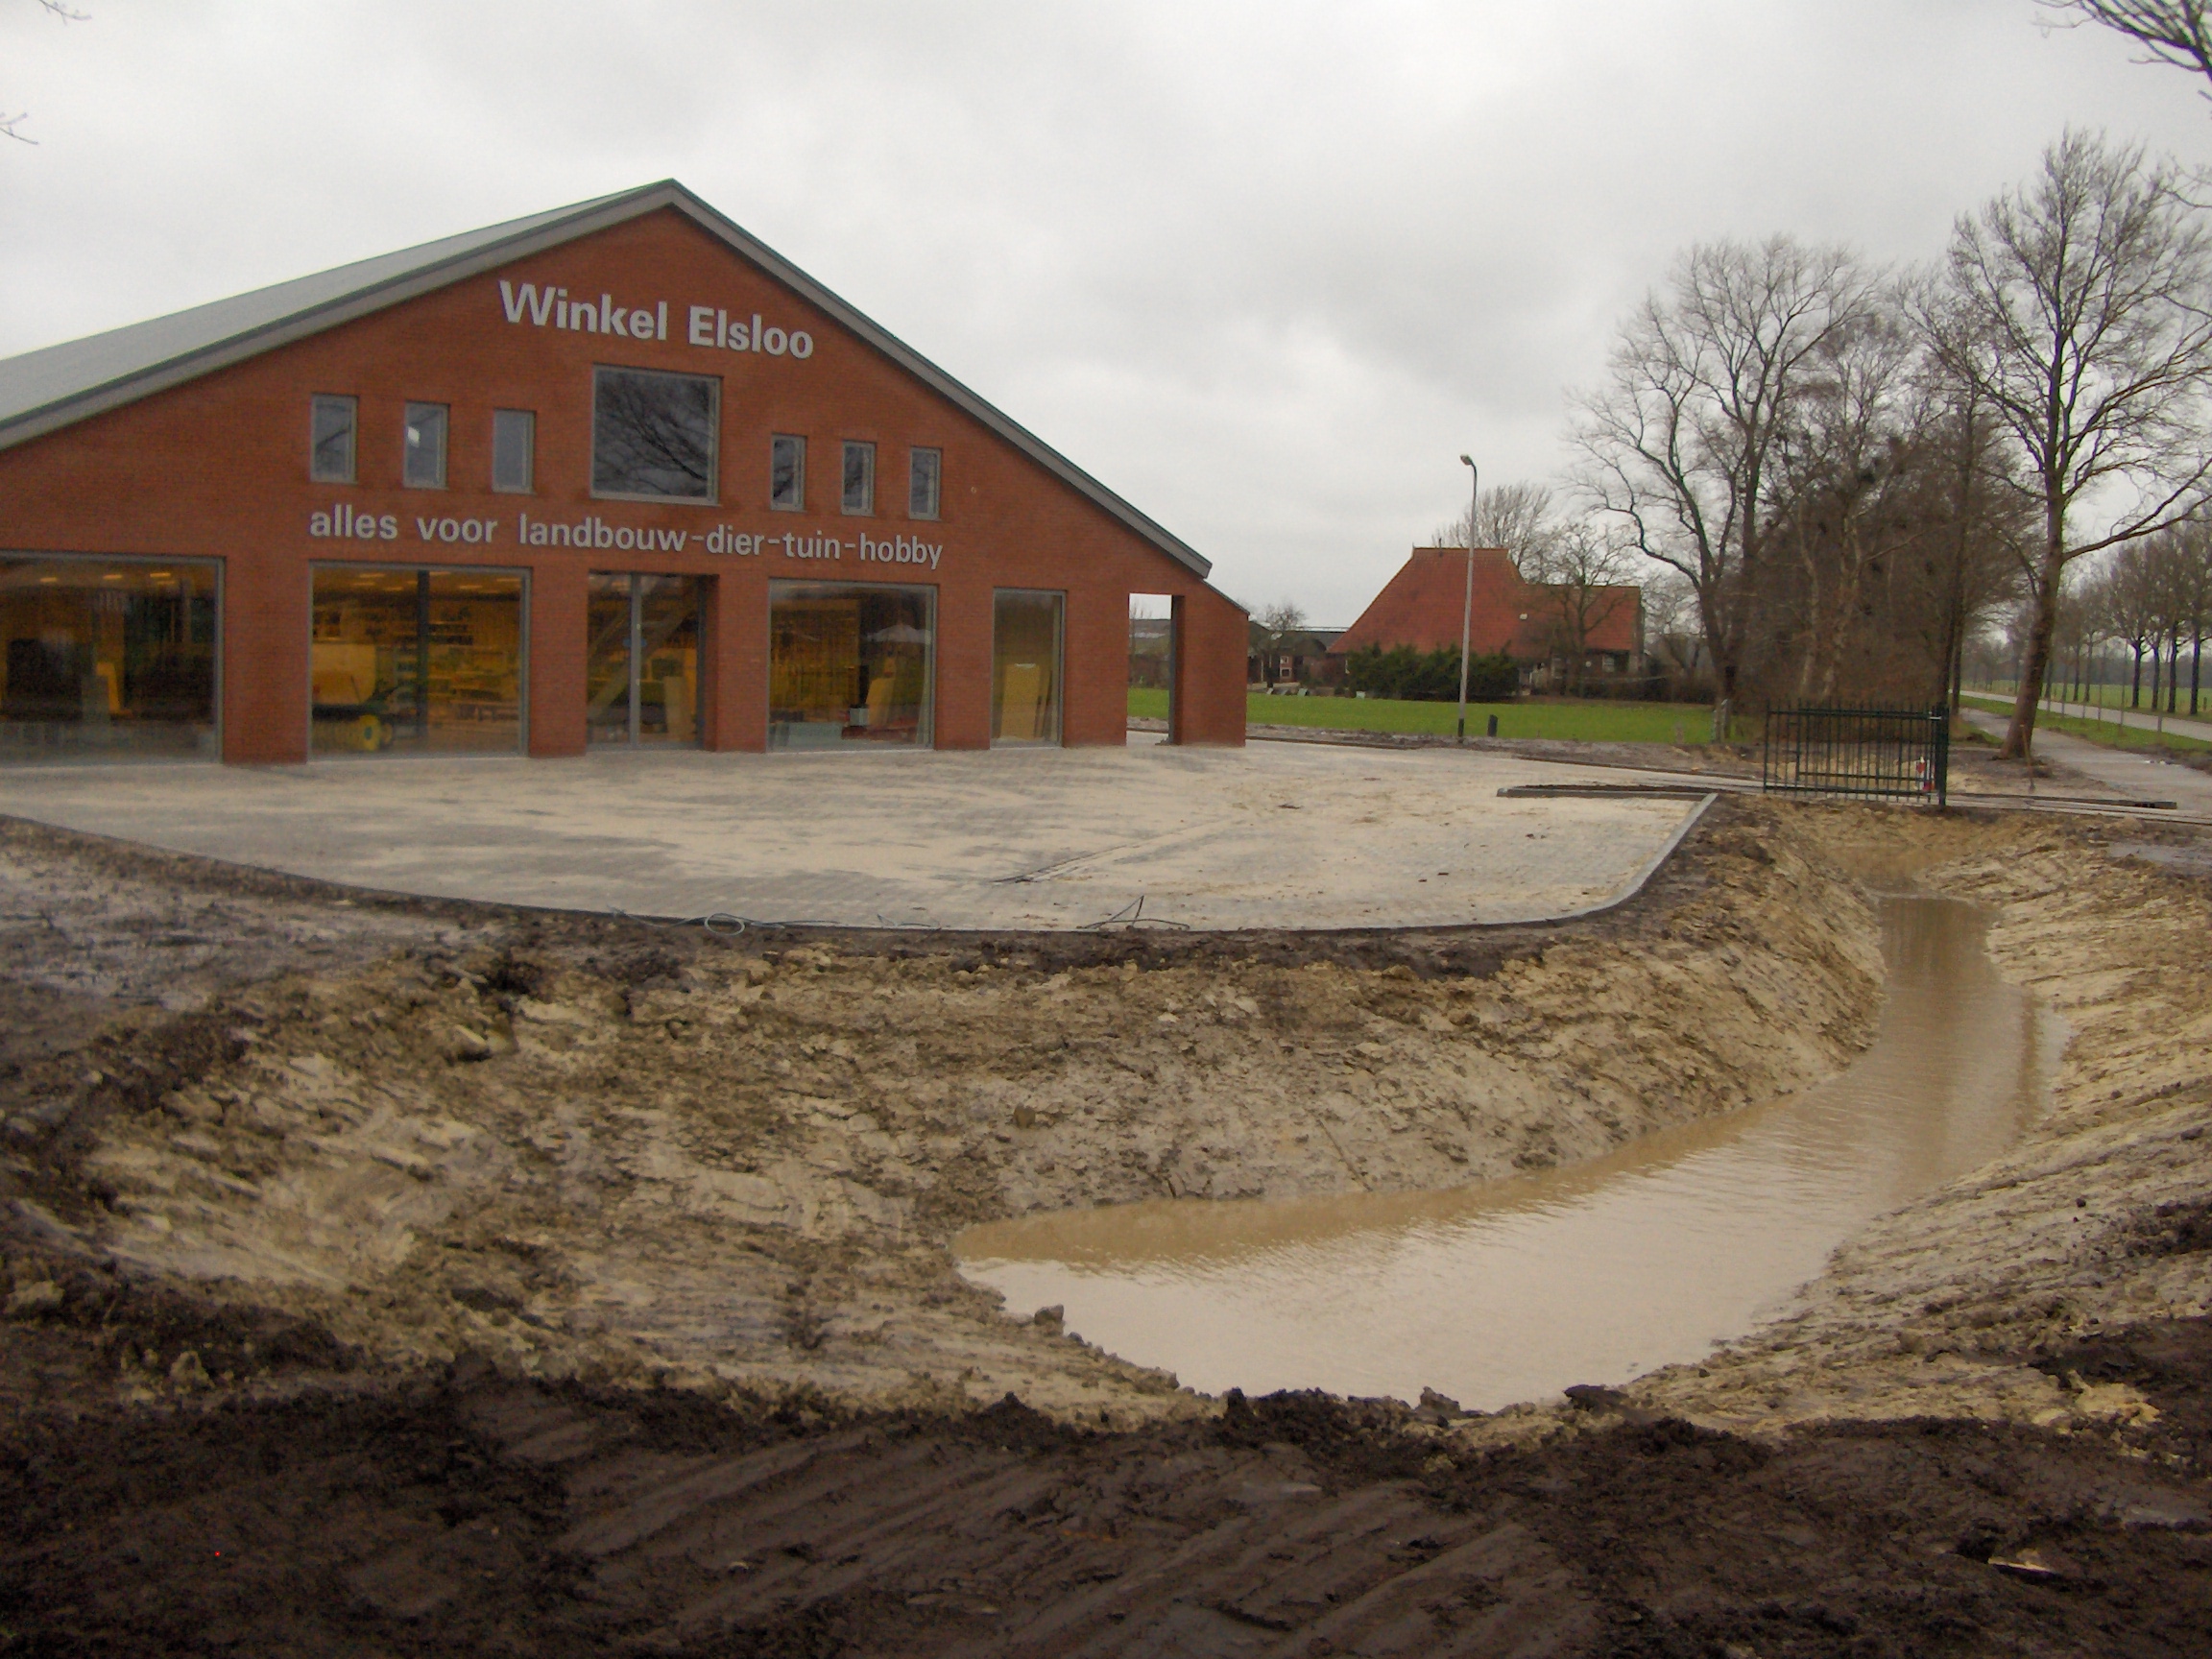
left=954, top=896, right=2064, bottom=1408
left=3, top=800, right=2210, bottom=1655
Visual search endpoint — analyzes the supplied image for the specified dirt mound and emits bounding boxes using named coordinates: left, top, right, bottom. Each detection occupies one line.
left=3, top=799, right=1886, bottom=1419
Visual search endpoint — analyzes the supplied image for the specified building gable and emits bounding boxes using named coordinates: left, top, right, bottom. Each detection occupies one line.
left=0, top=180, right=1211, bottom=582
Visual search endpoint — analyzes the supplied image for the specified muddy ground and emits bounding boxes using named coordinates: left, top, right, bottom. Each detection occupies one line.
left=3, top=798, right=2210, bottom=1655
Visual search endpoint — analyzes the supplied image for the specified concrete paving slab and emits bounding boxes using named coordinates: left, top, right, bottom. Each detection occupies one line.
left=0, top=739, right=1707, bottom=932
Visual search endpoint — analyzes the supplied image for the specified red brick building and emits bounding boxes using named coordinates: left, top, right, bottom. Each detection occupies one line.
left=0, top=181, right=1246, bottom=765
left=1330, top=546, right=1642, bottom=683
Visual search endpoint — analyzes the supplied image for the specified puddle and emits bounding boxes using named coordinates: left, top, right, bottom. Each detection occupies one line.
left=956, top=897, right=2062, bottom=1409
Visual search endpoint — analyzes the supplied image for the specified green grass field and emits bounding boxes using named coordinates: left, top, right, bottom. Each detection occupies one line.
left=1975, top=681, right=2207, bottom=718
left=1127, top=688, right=1732, bottom=744
left=1960, top=693, right=2212, bottom=756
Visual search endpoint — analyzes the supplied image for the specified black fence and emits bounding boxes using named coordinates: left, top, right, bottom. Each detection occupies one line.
left=1762, top=705, right=1950, bottom=805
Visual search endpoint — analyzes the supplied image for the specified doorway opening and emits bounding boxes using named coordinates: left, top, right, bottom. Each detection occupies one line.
left=1129, top=593, right=1177, bottom=743
left=992, top=589, right=1064, bottom=746
left=587, top=573, right=702, bottom=746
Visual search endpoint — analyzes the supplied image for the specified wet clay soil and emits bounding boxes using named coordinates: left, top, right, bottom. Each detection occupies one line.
left=3, top=805, right=2212, bottom=1654
left=956, top=898, right=2061, bottom=1409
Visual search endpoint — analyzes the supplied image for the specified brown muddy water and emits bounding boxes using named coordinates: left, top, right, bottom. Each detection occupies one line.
left=956, top=898, right=2063, bottom=1410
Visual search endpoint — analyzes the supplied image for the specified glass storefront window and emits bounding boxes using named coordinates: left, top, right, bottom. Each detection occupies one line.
left=768, top=580, right=933, bottom=749
left=992, top=589, right=1064, bottom=746
left=587, top=572, right=701, bottom=746
left=309, top=565, right=524, bottom=756
left=1, top=557, right=219, bottom=761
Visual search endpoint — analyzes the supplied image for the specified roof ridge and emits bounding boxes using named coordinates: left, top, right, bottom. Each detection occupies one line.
left=0, top=180, right=1214, bottom=582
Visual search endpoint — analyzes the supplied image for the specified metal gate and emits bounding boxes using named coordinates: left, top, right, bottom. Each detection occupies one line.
left=1762, top=705, right=1949, bottom=805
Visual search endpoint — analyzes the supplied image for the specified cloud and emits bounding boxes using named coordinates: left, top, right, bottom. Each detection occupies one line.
left=3, top=0, right=2205, bottom=619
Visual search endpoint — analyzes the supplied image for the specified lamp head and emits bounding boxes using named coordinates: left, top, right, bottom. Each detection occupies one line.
left=1459, top=454, right=1474, bottom=468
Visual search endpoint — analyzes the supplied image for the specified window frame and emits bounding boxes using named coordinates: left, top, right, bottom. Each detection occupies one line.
left=491, top=408, right=536, bottom=494
left=589, top=365, right=721, bottom=505
left=309, top=395, right=357, bottom=485
left=402, top=401, right=449, bottom=490
left=907, top=445, right=942, bottom=520
left=840, top=440, right=877, bottom=517
left=769, top=434, right=807, bottom=512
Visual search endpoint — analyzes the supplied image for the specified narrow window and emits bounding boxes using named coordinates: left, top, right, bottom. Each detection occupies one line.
left=841, top=441, right=876, bottom=516
left=310, top=396, right=356, bottom=483
left=908, top=446, right=942, bottom=520
left=591, top=367, right=718, bottom=500
left=402, top=402, right=448, bottom=489
left=770, top=434, right=806, bottom=511
left=491, top=409, right=535, bottom=493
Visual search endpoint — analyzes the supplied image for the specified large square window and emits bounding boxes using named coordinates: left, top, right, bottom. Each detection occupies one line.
left=492, top=409, right=535, bottom=493
left=310, top=396, right=356, bottom=483
left=770, top=434, right=805, bottom=511
left=768, top=581, right=933, bottom=749
left=908, top=446, right=941, bottom=519
left=593, top=367, right=717, bottom=500
left=841, top=441, right=875, bottom=515
left=403, top=402, right=447, bottom=489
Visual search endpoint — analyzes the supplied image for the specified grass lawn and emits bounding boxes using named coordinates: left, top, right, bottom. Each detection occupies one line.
left=1127, top=688, right=1731, bottom=744
left=1975, top=682, right=2207, bottom=718
left=1960, top=693, right=2212, bottom=757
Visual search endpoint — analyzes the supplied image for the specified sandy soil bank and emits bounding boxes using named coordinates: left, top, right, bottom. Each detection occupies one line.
left=5, top=804, right=2209, bottom=1656
left=1612, top=806, right=2212, bottom=1438
left=2, top=802, right=1880, bottom=1419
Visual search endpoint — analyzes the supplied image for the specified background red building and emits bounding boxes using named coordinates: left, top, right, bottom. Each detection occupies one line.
left=1329, top=546, right=1643, bottom=687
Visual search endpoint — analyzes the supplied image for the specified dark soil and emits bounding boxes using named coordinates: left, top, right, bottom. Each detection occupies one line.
left=1, top=1302, right=2207, bottom=1657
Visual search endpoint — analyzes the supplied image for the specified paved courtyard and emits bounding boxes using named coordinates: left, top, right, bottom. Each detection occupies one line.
left=0, top=738, right=1708, bottom=932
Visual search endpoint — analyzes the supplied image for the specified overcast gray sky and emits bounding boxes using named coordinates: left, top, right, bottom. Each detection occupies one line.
left=4, top=1, right=2207, bottom=621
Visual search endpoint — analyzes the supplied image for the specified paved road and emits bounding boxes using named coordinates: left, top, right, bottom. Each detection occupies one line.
left=0, top=739, right=1710, bottom=932
left=1961, top=709, right=2212, bottom=819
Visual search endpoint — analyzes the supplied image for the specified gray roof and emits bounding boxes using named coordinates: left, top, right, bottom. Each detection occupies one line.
left=0, top=180, right=1212, bottom=580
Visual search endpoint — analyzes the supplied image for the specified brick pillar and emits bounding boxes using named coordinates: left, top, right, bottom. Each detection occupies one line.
left=528, top=563, right=587, bottom=757
left=704, top=571, right=765, bottom=751
left=224, top=550, right=308, bottom=763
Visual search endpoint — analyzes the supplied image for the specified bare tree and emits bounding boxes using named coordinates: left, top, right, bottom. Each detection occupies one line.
left=1522, top=526, right=1640, bottom=694
left=1767, top=298, right=1926, bottom=701
left=1922, top=129, right=2212, bottom=757
left=2176, top=520, right=2212, bottom=712
left=1432, top=482, right=1557, bottom=572
left=1898, top=375, right=2036, bottom=713
left=1571, top=236, right=1882, bottom=733
left=4, top=0, right=88, bottom=145
left=1253, top=600, right=1309, bottom=685
left=2041, top=2, right=2212, bottom=93
left=2104, top=538, right=2163, bottom=706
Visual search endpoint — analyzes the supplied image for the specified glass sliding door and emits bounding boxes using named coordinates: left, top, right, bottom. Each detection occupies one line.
left=309, top=565, right=524, bottom=756
left=586, top=573, right=702, bottom=746
left=992, top=589, right=1064, bottom=746
left=586, top=574, right=634, bottom=744
left=768, top=580, right=933, bottom=749
left=0, top=556, right=218, bottom=761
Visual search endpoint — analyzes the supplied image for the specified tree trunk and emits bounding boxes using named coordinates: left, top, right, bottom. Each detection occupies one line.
left=2002, top=532, right=2064, bottom=759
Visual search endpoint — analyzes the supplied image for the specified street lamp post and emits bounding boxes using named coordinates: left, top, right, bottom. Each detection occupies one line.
left=1455, top=455, right=1478, bottom=744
